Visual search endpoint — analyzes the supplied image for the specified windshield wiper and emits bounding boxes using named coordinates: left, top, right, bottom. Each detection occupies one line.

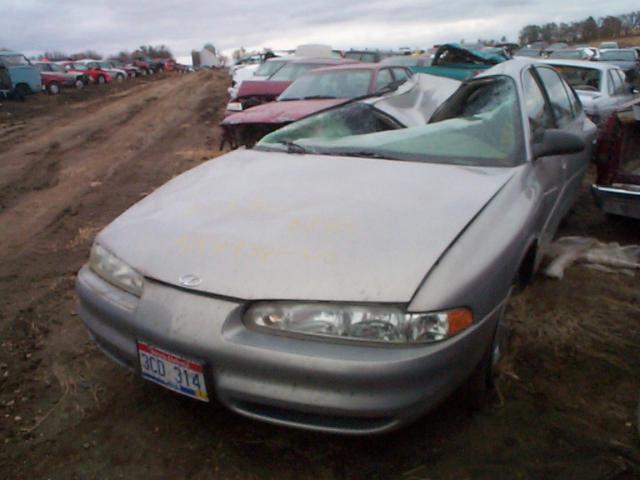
left=302, top=95, right=338, bottom=100
left=332, top=150, right=401, bottom=161
left=278, top=140, right=308, bottom=154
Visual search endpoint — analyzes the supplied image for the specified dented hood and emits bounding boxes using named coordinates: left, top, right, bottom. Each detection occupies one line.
left=222, top=98, right=347, bottom=125
left=98, top=149, right=515, bottom=302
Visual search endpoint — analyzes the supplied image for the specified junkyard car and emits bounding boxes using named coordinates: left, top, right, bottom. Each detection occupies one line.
left=542, top=59, right=638, bottom=124
left=34, top=62, right=88, bottom=91
left=77, top=59, right=127, bottom=82
left=0, top=51, right=41, bottom=98
left=76, top=58, right=596, bottom=434
left=380, top=55, right=431, bottom=68
left=58, top=61, right=112, bottom=84
left=598, top=48, right=640, bottom=84
left=227, top=57, right=357, bottom=113
left=592, top=102, right=640, bottom=219
left=221, top=63, right=416, bottom=147
left=228, top=57, right=291, bottom=100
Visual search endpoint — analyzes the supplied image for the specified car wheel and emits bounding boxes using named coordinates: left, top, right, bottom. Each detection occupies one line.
left=75, top=79, right=84, bottom=89
left=14, top=83, right=30, bottom=100
left=463, top=287, right=513, bottom=411
left=116, top=74, right=124, bottom=83
left=47, top=82, right=61, bottom=95
left=97, top=75, right=106, bottom=85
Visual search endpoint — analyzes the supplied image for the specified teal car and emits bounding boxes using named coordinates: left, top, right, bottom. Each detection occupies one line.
left=0, top=51, right=41, bottom=98
left=412, top=43, right=509, bottom=81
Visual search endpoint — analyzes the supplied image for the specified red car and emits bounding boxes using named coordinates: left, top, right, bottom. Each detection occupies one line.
left=221, top=63, right=413, bottom=148
left=226, top=57, right=357, bottom=113
left=34, top=62, right=88, bottom=93
left=57, top=61, right=112, bottom=84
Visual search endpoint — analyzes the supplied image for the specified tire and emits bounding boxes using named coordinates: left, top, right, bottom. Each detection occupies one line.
left=463, top=287, right=513, bottom=411
left=75, top=79, right=84, bottom=89
left=47, top=82, right=60, bottom=95
left=97, top=75, right=106, bottom=85
left=14, top=83, right=30, bottom=100
left=116, top=74, right=124, bottom=83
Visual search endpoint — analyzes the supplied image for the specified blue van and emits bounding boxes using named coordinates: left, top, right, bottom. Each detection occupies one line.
left=0, top=51, right=42, bottom=98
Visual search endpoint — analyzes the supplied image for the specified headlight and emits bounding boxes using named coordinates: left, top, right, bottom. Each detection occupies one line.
left=244, top=302, right=472, bottom=344
left=226, top=101, right=243, bottom=111
left=89, top=243, right=144, bottom=296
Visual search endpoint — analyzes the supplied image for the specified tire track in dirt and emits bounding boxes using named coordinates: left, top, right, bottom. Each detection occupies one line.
left=0, top=71, right=219, bottom=260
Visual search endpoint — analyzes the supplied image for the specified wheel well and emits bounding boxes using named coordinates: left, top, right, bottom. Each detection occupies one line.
left=516, top=242, right=537, bottom=290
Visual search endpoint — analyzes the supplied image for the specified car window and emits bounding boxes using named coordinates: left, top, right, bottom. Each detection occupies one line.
left=608, top=70, right=624, bottom=95
left=260, top=75, right=526, bottom=168
left=34, top=64, right=47, bottom=72
left=375, top=69, right=394, bottom=90
left=391, top=68, right=411, bottom=82
left=522, top=69, right=555, bottom=135
left=259, top=103, right=403, bottom=146
left=279, top=69, right=373, bottom=100
left=550, top=65, right=601, bottom=92
left=614, top=70, right=628, bottom=93
left=535, top=67, right=574, bottom=127
left=254, top=60, right=286, bottom=77
left=270, top=63, right=325, bottom=81
left=1, top=55, right=31, bottom=66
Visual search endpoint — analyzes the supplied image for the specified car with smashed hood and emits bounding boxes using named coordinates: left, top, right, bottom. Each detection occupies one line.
left=221, top=63, right=418, bottom=148
left=226, top=57, right=357, bottom=113
left=76, top=58, right=596, bottom=435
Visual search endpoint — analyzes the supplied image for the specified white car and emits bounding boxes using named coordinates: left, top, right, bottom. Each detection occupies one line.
left=228, top=57, right=292, bottom=99
left=542, top=59, right=638, bottom=123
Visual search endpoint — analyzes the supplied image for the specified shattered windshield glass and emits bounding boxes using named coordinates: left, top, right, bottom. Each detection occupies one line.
left=258, top=75, right=525, bottom=168
left=259, top=103, right=403, bottom=145
left=279, top=69, right=373, bottom=100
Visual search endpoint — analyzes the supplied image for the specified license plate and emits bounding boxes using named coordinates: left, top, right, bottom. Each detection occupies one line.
left=137, top=341, right=209, bottom=402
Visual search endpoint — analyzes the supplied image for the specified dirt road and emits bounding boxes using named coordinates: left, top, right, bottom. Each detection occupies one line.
left=1, top=71, right=639, bottom=480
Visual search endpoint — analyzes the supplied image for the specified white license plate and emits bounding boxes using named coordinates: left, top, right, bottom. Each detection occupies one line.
left=137, top=341, right=209, bottom=402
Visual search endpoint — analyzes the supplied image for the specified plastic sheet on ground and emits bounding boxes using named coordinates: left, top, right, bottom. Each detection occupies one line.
left=544, top=236, right=640, bottom=279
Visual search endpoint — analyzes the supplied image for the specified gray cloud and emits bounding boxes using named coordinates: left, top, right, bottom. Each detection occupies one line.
left=0, top=0, right=633, bottom=61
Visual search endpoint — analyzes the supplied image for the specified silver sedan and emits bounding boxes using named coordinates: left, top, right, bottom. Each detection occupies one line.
left=76, top=59, right=596, bottom=434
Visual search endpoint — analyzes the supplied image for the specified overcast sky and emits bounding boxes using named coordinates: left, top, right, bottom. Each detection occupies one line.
left=0, top=1, right=633, bottom=63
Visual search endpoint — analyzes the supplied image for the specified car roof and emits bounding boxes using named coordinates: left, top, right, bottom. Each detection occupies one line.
left=286, top=57, right=356, bottom=65
left=541, top=58, right=620, bottom=71
left=307, top=63, right=389, bottom=73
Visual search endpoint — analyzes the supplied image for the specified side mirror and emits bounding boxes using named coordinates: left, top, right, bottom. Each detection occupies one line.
left=532, top=129, right=585, bottom=159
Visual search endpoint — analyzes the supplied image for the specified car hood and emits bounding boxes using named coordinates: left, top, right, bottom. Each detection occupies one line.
left=97, top=149, right=516, bottom=302
left=222, top=98, right=348, bottom=125
left=236, top=80, right=293, bottom=99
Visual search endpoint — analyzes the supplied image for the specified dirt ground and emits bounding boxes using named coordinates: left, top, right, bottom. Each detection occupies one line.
left=0, top=70, right=639, bottom=480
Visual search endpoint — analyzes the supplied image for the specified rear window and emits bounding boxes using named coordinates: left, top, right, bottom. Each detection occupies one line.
left=270, top=63, right=325, bottom=81
left=255, top=60, right=287, bottom=77
left=550, top=65, right=602, bottom=92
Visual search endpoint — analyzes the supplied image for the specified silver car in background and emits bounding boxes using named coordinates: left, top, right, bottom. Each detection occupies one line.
left=542, top=59, right=638, bottom=124
left=76, top=59, right=596, bottom=434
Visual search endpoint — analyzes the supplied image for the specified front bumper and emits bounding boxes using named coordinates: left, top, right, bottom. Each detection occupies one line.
left=76, top=265, right=501, bottom=434
left=592, top=184, right=640, bottom=219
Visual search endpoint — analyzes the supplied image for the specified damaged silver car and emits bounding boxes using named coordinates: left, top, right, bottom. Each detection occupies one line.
left=76, top=59, right=596, bottom=434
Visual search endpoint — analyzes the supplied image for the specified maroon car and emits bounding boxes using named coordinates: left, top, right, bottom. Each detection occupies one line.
left=221, top=63, right=413, bottom=148
left=226, top=57, right=357, bottom=115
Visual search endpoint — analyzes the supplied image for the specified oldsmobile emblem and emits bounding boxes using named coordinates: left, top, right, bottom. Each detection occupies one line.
left=178, top=274, right=202, bottom=288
